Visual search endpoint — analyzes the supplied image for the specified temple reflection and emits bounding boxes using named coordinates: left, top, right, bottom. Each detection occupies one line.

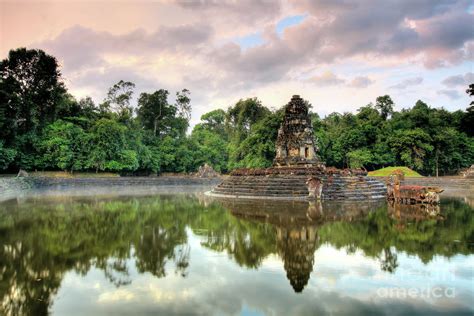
left=0, top=194, right=472, bottom=313
left=221, top=199, right=383, bottom=292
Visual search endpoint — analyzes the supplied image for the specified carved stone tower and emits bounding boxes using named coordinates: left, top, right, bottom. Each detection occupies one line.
left=274, top=95, right=320, bottom=167
left=277, top=226, right=319, bottom=293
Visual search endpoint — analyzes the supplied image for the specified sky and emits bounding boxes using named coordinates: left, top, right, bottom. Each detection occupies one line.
left=1, top=0, right=473, bottom=127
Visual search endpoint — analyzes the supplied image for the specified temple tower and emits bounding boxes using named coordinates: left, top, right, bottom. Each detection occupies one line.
left=277, top=226, right=319, bottom=293
left=274, top=95, right=320, bottom=167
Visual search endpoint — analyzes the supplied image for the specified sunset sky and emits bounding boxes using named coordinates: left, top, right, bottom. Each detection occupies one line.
left=1, top=0, right=473, bottom=126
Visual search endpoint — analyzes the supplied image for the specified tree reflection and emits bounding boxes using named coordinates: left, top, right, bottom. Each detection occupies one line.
left=0, top=195, right=194, bottom=315
left=0, top=194, right=472, bottom=313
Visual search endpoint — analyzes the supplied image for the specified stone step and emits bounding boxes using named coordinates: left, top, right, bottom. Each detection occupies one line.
left=215, top=184, right=386, bottom=191
left=214, top=184, right=387, bottom=191
left=223, top=177, right=383, bottom=183
left=212, top=174, right=387, bottom=200
left=212, top=190, right=386, bottom=200
left=212, top=188, right=387, bottom=196
left=218, top=178, right=386, bottom=184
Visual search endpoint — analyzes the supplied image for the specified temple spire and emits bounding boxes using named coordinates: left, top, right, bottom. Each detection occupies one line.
left=274, top=95, right=321, bottom=167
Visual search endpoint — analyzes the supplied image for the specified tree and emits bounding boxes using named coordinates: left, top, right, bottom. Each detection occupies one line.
left=375, top=95, right=394, bottom=120
left=0, top=141, right=16, bottom=170
left=196, top=109, right=227, bottom=138
left=88, top=119, right=138, bottom=172
left=191, top=128, right=228, bottom=172
left=388, top=129, right=433, bottom=170
left=227, top=98, right=270, bottom=142
left=460, top=106, right=474, bottom=137
left=103, top=80, right=135, bottom=122
left=137, top=89, right=169, bottom=137
left=347, top=149, right=373, bottom=169
left=228, top=111, right=283, bottom=169
left=175, top=89, right=191, bottom=121
left=136, top=89, right=188, bottom=138
left=39, top=120, right=88, bottom=172
left=467, top=83, right=474, bottom=105
left=0, top=48, right=66, bottom=141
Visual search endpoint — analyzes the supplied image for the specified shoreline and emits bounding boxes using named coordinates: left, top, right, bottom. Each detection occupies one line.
left=1, top=175, right=472, bottom=203
left=0, top=176, right=223, bottom=202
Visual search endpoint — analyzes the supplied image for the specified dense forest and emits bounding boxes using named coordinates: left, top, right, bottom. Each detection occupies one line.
left=1, top=48, right=473, bottom=176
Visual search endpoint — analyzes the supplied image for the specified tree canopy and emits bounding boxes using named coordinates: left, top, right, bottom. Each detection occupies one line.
left=0, top=48, right=473, bottom=175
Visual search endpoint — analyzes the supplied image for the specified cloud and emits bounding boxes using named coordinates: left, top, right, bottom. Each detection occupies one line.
left=438, top=89, right=462, bottom=99
left=39, top=24, right=212, bottom=70
left=307, top=73, right=374, bottom=89
left=390, top=77, right=423, bottom=90
left=204, top=0, right=473, bottom=91
left=289, top=0, right=473, bottom=67
left=2, top=0, right=471, bottom=125
left=349, top=76, right=374, bottom=88
left=308, top=71, right=345, bottom=86
left=442, top=72, right=474, bottom=87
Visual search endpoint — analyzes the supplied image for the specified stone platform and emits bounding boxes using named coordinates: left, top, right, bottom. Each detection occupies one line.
left=209, top=167, right=386, bottom=200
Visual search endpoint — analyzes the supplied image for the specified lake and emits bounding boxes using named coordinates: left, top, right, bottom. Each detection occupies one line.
left=0, top=190, right=472, bottom=315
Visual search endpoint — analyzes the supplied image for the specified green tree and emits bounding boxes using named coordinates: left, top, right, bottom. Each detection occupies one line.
left=137, top=89, right=189, bottom=139
left=0, top=141, right=16, bottom=170
left=388, top=129, right=433, bottom=170
left=88, top=119, right=138, bottom=172
left=175, top=88, right=191, bottom=121
left=227, top=98, right=270, bottom=142
left=39, top=120, right=89, bottom=172
left=347, top=149, right=373, bottom=169
left=375, top=95, right=394, bottom=120
left=197, top=109, right=227, bottom=138
left=102, top=80, right=135, bottom=123
left=191, top=128, right=228, bottom=172
left=229, top=111, right=283, bottom=169
left=0, top=48, right=66, bottom=138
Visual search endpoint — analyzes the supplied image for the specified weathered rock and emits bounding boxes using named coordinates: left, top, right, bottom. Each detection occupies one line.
left=387, top=173, right=443, bottom=205
left=17, top=169, right=28, bottom=177
left=462, top=165, right=474, bottom=178
left=306, top=176, right=323, bottom=199
left=196, top=163, right=220, bottom=178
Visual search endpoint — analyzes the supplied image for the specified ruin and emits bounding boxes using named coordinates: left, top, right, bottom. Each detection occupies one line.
left=222, top=198, right=383, bottom=292
left=274, top=95, right=320, bottom=166
left=209, top=95, right=386, bottom=200
left=387, top=173, right=443, bottom=205
left=196, top=163, right=220, bottom=178
left=462, top=165, right=474, bottom=178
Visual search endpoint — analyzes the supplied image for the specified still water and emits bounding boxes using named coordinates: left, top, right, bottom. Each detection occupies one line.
left=0, top=190, right=473, bottom=315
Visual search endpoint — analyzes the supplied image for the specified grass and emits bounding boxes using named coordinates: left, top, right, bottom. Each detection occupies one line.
left=368, top=166, right=423, bottom=177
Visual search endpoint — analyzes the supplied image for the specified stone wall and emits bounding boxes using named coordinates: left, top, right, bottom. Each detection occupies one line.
left=402, top=177, right=474, bottom=195
left=0, top=176, right=223, bottom=201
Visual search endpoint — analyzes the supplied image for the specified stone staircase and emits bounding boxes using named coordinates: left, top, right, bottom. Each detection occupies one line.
left=211, top=175, right=386, bottom=200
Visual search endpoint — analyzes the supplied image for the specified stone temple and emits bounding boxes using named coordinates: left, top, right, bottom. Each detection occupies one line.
left=210, top=95, right=386, bottom=200
left=274, top=95, right=320, bottom=167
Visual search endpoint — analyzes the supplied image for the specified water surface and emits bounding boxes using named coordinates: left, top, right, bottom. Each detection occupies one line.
left=0, top=191, right=473, bottom=315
